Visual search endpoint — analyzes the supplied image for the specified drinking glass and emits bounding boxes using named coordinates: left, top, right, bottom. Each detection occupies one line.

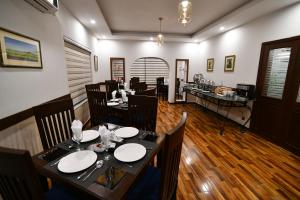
left=73, top=130, right=83, bottom=151
left=101, top=132, right=111, bottom=160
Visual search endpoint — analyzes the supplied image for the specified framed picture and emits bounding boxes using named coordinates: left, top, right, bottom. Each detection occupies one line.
left=207, top=58, right=214, bottom=72
left=224, top=55, right=236, bottom=72
left=0, top=28, right=42, bottom=68
left=94, top=55, right=98, bottom=71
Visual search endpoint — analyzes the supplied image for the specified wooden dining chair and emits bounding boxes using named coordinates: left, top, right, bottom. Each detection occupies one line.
left=33, top=98, right=75, bottom=151
left=132, top=82, right=147, bottom=95
left=86, top=90, right=108, bottom=126
left=130, top=77, right=140, bottom=89
left=85, top=83, right=101, bottom=93
left=127, top=112, right=188, bottom=200
left=142, top=88, right=156, bottom=96
left=105, top=80, right=118, bottom=99
left=0, top=147, right=78, bottom=200
left=128, top=95, right=158, bottom=131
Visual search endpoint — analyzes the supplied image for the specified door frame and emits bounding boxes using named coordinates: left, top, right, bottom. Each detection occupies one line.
left=175, top=59, right=189, bottom=103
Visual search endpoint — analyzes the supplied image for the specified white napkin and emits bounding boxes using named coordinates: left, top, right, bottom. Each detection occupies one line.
left=124, top=82, right=128, bottom=91
left=121, top=90, right=127, bottom=102
left=130, top=90, right=136, bottom=95
left=71, top=120, right=83, bottom=138
left=112, top=90, right=117, bottom=100
left=98, top=125, right=107, bottom=137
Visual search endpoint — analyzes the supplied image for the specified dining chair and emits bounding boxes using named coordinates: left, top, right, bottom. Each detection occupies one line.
left=156, top=77, right=164, bottom=99
left=85, top=83, right=101, bottom=93
left=33, top=98, right=75, bottom=151
left=0, top=147, right=78, bottom=200
left=127, top=112, right=188, bottom=200
left=86, top=90, right=108, bottom=126
left=105, top=80, right=119, bottom=99
left=132, top=82, right=147, bottom=95
left=130, top=77, right=140, bottom=89
left=142, top=88, right=156, bottom=96
left=175, top=78, right=180, bottom=99
left=128, top=95, right=158, bottom=132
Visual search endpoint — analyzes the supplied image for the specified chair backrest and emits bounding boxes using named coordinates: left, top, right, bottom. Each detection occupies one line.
left=176, top=78, right=180, bottom=90
left=142, top=88, right=156, bottom=96
left=85, top=83, right=101, bottom=93
left=132, top=82, right=147, bottom=95
left=0, top=147, right=44, bottom=200
left=33, top=98, right=75, bottom=151
left=105, top=80, right=118, bottom=99
left=156, top=77, right=164, bottom=86
left=128, top=95, right=158, bottom=131
left=86, top=90, right=108, bottom=127
left=159, top=112, right=187, bottom=200
left=130, top=77, right=140, bottom=89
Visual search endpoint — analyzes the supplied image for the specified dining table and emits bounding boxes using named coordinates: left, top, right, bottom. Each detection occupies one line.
left=32, top=124, right=164, bottom=200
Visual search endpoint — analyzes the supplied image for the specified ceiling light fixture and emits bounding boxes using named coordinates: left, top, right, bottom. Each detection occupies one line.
left=150, top=37, right=154, bottom=41
left=90, top=19, right=96, bottom=24
left=156, top=17, right=164, bottom=46
left=178, top=0, right=192, bottom=26
left=220, top=26, right=225, bottom=31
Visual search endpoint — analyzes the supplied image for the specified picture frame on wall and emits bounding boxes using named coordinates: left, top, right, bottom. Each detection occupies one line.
left=94, top=55, right=98, bottom=71
left=224, top=55, right=236, bottom=72
left=207, top=58, right=214, bottom=72
left=0, top=27, right=42, bottom=68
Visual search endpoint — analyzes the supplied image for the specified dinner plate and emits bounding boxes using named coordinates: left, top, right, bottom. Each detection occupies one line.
left=114, top=127, right=139, bottom=138
left=110, top=99, right=119, bottom=102
left=57, top=150, right=97, bottom=173
left=114, top=143, right=146, bottom=162
left=107, top=102, right=119, bottom=106
left=72, top=130, right=100, bottom=143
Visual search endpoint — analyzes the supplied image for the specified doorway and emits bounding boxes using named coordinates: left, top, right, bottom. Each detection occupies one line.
left=175, top=59, right=189, bottom=102
left=251, top=36, right=300, bottom=155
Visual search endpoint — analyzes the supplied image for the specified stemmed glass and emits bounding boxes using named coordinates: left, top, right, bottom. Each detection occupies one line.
left=73, top=130, right=83, bottom=151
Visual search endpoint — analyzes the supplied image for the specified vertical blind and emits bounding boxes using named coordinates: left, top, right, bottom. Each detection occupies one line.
left=130, top=57, right=169, bottom=85
left=64, top=41, right=92, bottom=105
left=111, top=58, right=125, bottom=81
left=262, top=48, right=291, bottom=99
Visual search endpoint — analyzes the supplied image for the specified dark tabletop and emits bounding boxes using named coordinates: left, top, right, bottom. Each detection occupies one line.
left=32, top=125, right=164, bottom=200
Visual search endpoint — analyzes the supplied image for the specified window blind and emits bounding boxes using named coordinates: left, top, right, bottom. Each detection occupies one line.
left=130, top=57, right=169, bottom=85
left=64, top=41, right=92, bottom=105
left=262, top=48, right=291, bottom=99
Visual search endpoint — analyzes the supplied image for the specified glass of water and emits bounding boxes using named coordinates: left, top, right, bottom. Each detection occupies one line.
left=73, top=130, right=83, bottom=151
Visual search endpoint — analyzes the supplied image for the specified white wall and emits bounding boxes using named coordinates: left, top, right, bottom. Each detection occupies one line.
left=0, top=0, right=99, bottom=119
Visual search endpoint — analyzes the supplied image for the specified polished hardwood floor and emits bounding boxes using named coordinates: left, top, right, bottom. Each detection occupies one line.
left=155, top=101, right=300, bottom=200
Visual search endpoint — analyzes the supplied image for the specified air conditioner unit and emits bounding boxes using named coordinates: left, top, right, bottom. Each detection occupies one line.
left=24, top=0, right=58, bottom=14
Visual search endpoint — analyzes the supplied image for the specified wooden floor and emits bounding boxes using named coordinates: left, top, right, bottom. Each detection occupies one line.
left=155, top=101, right=300, bottom=200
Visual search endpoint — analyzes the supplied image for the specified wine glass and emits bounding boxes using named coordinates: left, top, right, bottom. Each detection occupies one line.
left=73, top=130, right=83, bottom=151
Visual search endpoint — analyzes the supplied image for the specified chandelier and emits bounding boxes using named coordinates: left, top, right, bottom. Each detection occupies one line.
left=178, top=0, right=192, bottom=25
left=156, top=17, right=164, bottom=46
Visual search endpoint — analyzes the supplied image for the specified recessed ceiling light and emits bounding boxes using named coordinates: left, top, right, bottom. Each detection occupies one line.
left=150, top=37, right=153, bottom=41
left=102, top=35, right=106, bottom=39
left=220, top=26, right=225, bottom=31
left=90, top=19, right=96, bottom=24
left=194, top=39, right=198, bottom=43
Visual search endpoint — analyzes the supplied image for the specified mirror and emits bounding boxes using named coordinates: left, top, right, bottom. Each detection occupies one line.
left=175, top=59, right=189, bottom=102
left=110, top=57, right=125, bottom=82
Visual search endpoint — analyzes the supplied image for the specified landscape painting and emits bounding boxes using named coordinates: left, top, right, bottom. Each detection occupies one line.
left=0, top=28, right=42, bottom=68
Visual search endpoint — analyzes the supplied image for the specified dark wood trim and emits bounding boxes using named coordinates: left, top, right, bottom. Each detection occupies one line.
left=110, top=57, right=125, bottom=81
left=0, top=94, right=70, bottom=131
left=175, top=59, right=189, bottom=102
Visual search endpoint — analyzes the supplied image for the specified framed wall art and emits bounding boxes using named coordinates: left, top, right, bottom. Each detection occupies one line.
left=0, top=28, right=42, bottom=68
left=207, top=58, right=214, bottom=72
left=224, top=55, right=235, bottom=72
left=94, top=55, right=98, bottom=71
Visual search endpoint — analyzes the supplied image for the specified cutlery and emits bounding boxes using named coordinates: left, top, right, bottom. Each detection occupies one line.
left=82, top=160, right=104, bottom=181
left=77, top=163, right=96, bottom=180
left=126, top=164, right=133, bottom=168
left=50, top=159, right=61, bottom=167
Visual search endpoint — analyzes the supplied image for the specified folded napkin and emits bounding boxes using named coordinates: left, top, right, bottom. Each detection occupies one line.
left=112, top=90, right=117, bottom=100
left=71, top=120, right=83, bottom=138
left=124, top=82, right=128, bottom=91
left=130, top=90, right=136, bottom=95
left=98, top=125, right=107, bottom=136
left=121, top=90, right=127, bottom=102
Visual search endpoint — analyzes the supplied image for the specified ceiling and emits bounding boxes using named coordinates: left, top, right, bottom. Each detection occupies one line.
left=96, top=0, right=249, bottom=35
left=61, top=0, right=300, bottom=42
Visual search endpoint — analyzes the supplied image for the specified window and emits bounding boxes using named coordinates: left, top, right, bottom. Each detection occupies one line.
left=262, top=48, right=291, bottom=99
left=130, top=57, right=169, bottom=85
left=64, top=41, right=92, bottom=105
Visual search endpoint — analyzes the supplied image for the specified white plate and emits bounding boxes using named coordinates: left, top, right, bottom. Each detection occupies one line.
left=72, top=130, right=100, bottom=143
left=114, top=143, right=146, bottom=162
left=107, top=102, right=119, bottom=106
left=58, top=150, right=97, bottom=173
left=110, top=99, right=119, bottom=102
left=114, top=127, right=139, bottom=138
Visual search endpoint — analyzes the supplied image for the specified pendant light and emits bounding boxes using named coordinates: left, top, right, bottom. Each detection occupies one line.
left=156, top=17, right=164, bottom=46
left=178, top=0, right=192, bottom=25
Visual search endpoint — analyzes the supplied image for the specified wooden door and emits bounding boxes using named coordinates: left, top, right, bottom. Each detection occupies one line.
left=252, top=36, right=300, bottom=155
